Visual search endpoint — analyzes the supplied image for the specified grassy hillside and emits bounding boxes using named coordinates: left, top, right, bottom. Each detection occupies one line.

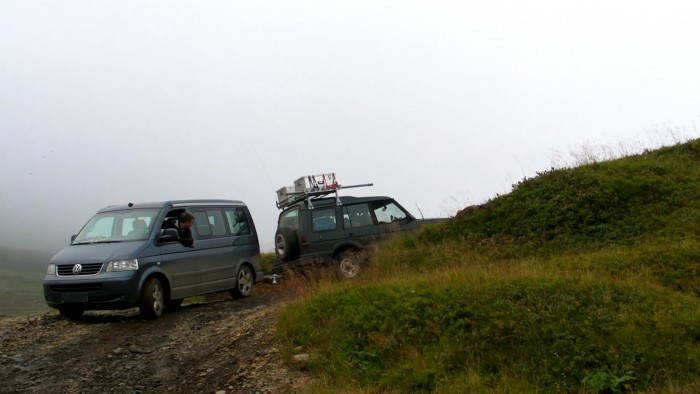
left=278, top=139, right=700, bottom=393
left=0, top=247, right=52, bottom=315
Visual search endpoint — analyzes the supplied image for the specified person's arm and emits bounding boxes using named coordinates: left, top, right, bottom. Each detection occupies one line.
left=178, top=228, right=194, bottom=247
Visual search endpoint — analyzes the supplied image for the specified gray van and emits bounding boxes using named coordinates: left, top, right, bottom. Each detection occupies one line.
left=43, top=199, right=263, bottom=319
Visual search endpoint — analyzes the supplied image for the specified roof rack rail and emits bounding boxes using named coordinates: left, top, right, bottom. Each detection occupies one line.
left=275, top=173, right=372, bottom=209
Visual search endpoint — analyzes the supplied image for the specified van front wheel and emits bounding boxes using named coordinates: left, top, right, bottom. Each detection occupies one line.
left=139, top=277, right=164, bottom=319
left=229, top=265, right=253, bottom=299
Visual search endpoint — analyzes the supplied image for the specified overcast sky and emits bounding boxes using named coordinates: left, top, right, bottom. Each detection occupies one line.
left=1, top=1, right=699, bottom=254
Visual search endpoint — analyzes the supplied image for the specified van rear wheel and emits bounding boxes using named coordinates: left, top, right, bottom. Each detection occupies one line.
left=139, top=277, right=164, bottom=319
left=229, top=265, right=253, bottom=299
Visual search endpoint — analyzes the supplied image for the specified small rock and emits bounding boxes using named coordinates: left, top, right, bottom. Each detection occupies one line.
left=292, top=353, right=310, bottom=362
left=113, top=348, right=124, bottom=355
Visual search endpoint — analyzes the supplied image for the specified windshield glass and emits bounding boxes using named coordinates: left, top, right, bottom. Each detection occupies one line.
left=72, top=209, right=160, bottom=244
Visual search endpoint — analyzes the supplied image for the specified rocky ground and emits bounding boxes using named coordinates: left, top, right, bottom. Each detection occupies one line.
left=0, top=277, right=314, bottom=394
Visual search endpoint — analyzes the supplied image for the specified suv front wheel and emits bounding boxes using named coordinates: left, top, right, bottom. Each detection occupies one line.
left=275, top=228, right=299, bottom=262
left=337, top=251, right=361, bottom=278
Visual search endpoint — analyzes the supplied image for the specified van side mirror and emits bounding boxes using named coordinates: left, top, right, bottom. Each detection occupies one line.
left=159, top=228, right=179, bottom=243
left=70, top=234, right=77, bottom=243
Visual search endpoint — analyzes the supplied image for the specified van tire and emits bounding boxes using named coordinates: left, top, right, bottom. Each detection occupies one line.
left=139, top=277, right=164, bottom=319
left=275, top=228, right=299, bottom=262
left=229, top=265, right=253, bottom=299
left=58, top=306, right=84, bottom=319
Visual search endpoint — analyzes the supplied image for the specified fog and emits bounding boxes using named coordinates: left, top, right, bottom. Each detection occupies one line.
left=1, top=1, right=698, bottom=255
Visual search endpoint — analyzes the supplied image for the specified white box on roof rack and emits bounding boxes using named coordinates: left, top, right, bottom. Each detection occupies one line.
left=294, top=173, right=338, bottom=193
left=276, top=186, right=296, bottom=205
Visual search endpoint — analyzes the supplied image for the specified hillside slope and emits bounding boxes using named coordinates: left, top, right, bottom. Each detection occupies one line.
left=446, top=139, right=700, bottom=254
left=278, top=139, right=700, bottom=393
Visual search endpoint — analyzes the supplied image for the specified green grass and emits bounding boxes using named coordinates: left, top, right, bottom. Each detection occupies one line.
left=277, top=138, right=700, bottom=393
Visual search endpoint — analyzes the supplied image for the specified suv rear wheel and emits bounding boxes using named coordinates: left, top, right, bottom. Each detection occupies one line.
left=275, top=228, right=299, bottom=262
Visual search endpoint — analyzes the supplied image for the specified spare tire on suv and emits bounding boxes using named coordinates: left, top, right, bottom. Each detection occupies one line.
left=275, top=228, right=299, bottom=262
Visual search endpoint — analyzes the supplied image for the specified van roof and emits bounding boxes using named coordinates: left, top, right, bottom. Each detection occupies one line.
left=98, top=199, right=246, bottom=212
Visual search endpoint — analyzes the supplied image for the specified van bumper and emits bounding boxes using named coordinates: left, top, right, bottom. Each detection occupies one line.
left=43, top=274, right=141, bottom=311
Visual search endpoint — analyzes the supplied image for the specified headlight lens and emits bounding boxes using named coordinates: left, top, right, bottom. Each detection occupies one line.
left=107, top=259, right=139, bottom=272
left=46, top=264, right=56, bottom=275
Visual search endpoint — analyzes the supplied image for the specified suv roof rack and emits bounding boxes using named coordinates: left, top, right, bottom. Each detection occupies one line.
left=276, top=173, right=372, bottom=210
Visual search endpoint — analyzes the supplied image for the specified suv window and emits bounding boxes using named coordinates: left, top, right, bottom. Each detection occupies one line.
left=344, top=204, right=374, bottom=228
left=370, top=201, right=408, bottom=223
left=279, top=208, right=300, bottom=230
left=312, top=208, right=337, bottom=232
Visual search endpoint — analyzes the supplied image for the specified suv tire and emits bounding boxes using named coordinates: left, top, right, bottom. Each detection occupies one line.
left=275, top=228, right=299, bottom=262
left=337, top=250, right=361, bottom=278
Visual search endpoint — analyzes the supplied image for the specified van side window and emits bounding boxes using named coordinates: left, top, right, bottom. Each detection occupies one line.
left=208, top=210, right=227, bottom=236
left=226, top=208, right=251, bottom=236
left=193, top=211, right=212, bottom=237
left=193, top=210, right=227, bottom=238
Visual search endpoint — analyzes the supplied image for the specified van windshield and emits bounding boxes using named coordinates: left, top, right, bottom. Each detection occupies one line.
left=72, top=209, right=160, bottom=244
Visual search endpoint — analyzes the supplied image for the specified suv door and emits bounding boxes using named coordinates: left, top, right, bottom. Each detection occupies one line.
left=342, top=203, right=381, bottom=246
left=369, top=199, right=420, bottom=235
left=305, top=206, right=347, bottom=259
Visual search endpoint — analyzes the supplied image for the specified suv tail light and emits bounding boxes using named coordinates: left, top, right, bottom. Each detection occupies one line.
left=300, top=235, right=309, bottom=248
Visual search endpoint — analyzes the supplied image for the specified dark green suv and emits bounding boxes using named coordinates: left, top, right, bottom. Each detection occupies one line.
left=273, top=195, right=425, bottom=277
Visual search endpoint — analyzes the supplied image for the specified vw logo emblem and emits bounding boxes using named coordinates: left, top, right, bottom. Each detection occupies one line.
left=72, top=264, right=83, bottom=274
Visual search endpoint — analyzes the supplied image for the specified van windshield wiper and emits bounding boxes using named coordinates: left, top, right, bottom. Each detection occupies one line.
left=73, top=239, right=124, bottom=245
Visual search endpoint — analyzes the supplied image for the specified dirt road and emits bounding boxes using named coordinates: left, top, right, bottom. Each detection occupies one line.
left=0, top=280, right=312, bottom=394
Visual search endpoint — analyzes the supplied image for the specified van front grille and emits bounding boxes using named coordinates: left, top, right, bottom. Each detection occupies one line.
left=50, top=283, right=102, bottom=292
left=57, top=263, right=103, bottom=276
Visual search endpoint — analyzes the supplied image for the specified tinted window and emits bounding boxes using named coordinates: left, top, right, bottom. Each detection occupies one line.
left=312, top=208, right=337, bottom=232
left=193, top=210, right=228, bottom=238
left=193, top=212, right=212, bottom=237
left=279, top=208, right=300, bottom=230
left=225, top=208, right=251, bottom=235
left=344, top=204, right=374, bottom=228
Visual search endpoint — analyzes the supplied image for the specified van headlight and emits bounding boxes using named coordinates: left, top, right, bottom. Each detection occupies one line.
left=107, top=259, right=139, bottom=272
left=46, top=264, right=56, bottom=275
